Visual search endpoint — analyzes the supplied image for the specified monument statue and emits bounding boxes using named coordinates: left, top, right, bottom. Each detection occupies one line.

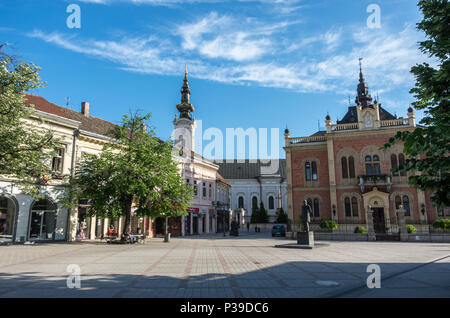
left=302, top=200, right=312, bottom=232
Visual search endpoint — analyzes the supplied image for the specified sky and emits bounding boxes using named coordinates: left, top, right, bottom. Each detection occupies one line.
left=0, top=0, right=430, bottom=160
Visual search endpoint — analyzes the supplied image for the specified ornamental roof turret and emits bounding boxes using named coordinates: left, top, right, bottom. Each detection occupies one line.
left=355, top=58, right=373, bottom=108
left=176, top=65, right=194, bottom=120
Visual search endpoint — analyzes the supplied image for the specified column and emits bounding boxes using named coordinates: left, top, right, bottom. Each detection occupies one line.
left=190, top=212, right=193, bottom=235
left=181, top=215, right=185, bottom=236
left=366, top=207, right=376, bottom=241
left=67, top=206, right=78, bottom=242
left=285, top=149, right=295, bottom=229
left=397, top=209, right=408, bottom=241
left=205, top=213, right=210, bottom=234
left=327, top=137, right=338, bottom=222
left=89, top=216, right=96, bottom=240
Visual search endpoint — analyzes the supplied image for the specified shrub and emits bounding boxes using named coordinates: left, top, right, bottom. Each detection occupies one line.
left=252, top=202, right=270, bottom=223
left=432, top=219, right=450, bottom=232
left=276, top=208, right=288, bottom=224
left=230, top=220, right=239, bottom=236
left=406, top=225, right=417, bottom=234
left=354, top=226, right=367, bottom=234
left=319, top=219, right=338, bottom=231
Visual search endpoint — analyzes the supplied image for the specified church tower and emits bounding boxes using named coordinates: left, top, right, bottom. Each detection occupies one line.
left=173, top=65, right=196, bottom=153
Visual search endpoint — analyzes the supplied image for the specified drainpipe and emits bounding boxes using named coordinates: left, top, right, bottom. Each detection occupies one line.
left=65, top=129, right=79, bottom=241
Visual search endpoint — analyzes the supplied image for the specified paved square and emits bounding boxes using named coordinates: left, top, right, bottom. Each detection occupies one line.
left=0, top=232, right=449, bottom=298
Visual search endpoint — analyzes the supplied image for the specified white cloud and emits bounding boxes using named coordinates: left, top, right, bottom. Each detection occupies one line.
left=28, top=17, right=429, bottom=97
left=176, top=12, right=296, bottom=62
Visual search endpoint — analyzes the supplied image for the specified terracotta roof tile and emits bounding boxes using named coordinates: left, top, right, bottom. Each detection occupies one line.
left=24, top=94, right=118, bottom=137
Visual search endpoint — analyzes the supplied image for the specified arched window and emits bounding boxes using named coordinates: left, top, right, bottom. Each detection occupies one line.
left=372, top=155, right=380, bottom=174
left=29, top=198, right=57, bottom=240
left=395, top=196, right=402, bottom=210
left=341, top=157, right=348, bottom=179
left=252, top=196, right=258, bottom=210
left=398, top=154, right=406, bottom=176
left=391, top=154, right=399, bottom=176
left=311, top=162, right=318, bottom=181
left=305, top=162, right=311, bottom=181
left=365, top=155, right=380, bottom=175
left=365, top=156, right=373, bottom=175
left=403, top=196, right=410, bottom=216
left=0, top=196, right=16, bottom=239
left=344, top=197, right=351, bottom=217
left=268, top=196, right=274, bottom=210
left=313, top=198, right=320, bottom=217
left=348, top=156, right=355, bottom=178
left=351, top=197, right=359, bottom=216
left=238, top=196, right=244, bottom=209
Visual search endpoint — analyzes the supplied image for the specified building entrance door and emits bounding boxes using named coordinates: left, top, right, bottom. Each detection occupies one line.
left=193, top=216, right=198, bottom=234
left=29, top=211, right=56, bottom=240
left=29, top=199, right=57, bottom=241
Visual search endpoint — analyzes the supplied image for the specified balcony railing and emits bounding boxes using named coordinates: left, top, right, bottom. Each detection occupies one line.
left=380, top=118, right=409, bottom=127
left=358, top=174, right=392, bottom=192
left=289, top=136, right=327, bottom=144
left=330, top=122, right=359, bottom=131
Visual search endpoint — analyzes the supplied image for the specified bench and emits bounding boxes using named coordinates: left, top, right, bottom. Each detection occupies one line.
left=104, top=235, right=118, bottom=243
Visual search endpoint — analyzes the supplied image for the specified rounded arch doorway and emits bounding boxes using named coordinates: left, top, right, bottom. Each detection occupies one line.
left=0, top=195, right=17, bottom=243
left=29, top=198, right=57, bottom=241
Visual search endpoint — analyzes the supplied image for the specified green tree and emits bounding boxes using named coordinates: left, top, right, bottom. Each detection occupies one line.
left=0, top=47, right=59, bottom=196
left=383, top=0, right=450, bottom=207
left=250, top=198, right=258, bottom=223
left=276, top=207, right=288, bottom=224
left=68, top=113, right=193, bottom=239
left=252, top=202, right=269, bottom=223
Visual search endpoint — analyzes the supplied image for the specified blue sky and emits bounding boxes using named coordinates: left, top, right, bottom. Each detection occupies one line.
left=0, top=0, right=429, bottom=159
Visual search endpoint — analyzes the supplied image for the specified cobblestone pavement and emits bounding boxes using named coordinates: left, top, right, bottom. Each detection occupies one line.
left=0, top=232, right=449, bottom=298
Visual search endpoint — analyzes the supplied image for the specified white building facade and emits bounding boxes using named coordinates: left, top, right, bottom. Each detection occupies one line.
left=216, top=160, right=288, bottom=223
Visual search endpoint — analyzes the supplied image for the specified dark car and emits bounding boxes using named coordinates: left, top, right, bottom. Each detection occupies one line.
left=272, top=225, right=286, bottom=237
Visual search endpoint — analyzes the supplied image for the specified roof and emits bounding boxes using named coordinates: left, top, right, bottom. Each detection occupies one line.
left=337, top=105, right=396, bottom=124
left=215, top=159, right=286, bottom=180
left=25, top=94, right=73, bottom=120
left=310, top=130, right=326, bottom=137
left=25, top=94, right=118, bottom=137
left=216, top=172, right=230, bottom=186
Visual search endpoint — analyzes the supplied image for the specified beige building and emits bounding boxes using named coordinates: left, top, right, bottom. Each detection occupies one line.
left=0, top=94, right=153, bottom=243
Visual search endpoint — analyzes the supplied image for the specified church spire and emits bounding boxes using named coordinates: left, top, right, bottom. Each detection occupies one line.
left=176, top=65, right=194, bottom=120
left=355, top=58, right=372, bottom=107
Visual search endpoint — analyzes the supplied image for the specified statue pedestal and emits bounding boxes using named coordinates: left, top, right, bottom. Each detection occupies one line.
left=297, top=231, right=314, bottom=247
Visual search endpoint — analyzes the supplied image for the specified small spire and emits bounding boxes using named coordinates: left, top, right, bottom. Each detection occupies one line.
left=185, top=64, right=188, bottom=76
left=359, top=57, right=363, bottom=81
left=355, top=57, right=372, bottom=107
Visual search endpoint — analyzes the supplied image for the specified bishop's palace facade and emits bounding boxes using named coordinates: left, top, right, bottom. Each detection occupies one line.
left=284, top=67, right=449, bottom=240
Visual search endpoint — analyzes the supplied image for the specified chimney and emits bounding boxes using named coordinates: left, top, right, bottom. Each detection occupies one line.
left=81, top=102, right=89, bottom=117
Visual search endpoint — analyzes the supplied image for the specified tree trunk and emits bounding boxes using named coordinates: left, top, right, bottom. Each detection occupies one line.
left=121, top=196, right=133, bottom=240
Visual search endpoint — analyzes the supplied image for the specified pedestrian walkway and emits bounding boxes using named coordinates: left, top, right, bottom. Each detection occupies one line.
left=0, top=234, right=449, bottom=298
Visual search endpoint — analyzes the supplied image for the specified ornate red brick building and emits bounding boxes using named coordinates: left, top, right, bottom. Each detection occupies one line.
left=284, top=66, right=446, bottom=239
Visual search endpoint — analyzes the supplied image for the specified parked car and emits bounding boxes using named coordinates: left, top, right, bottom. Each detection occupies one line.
left=272, top=225, right=286, bottom=237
